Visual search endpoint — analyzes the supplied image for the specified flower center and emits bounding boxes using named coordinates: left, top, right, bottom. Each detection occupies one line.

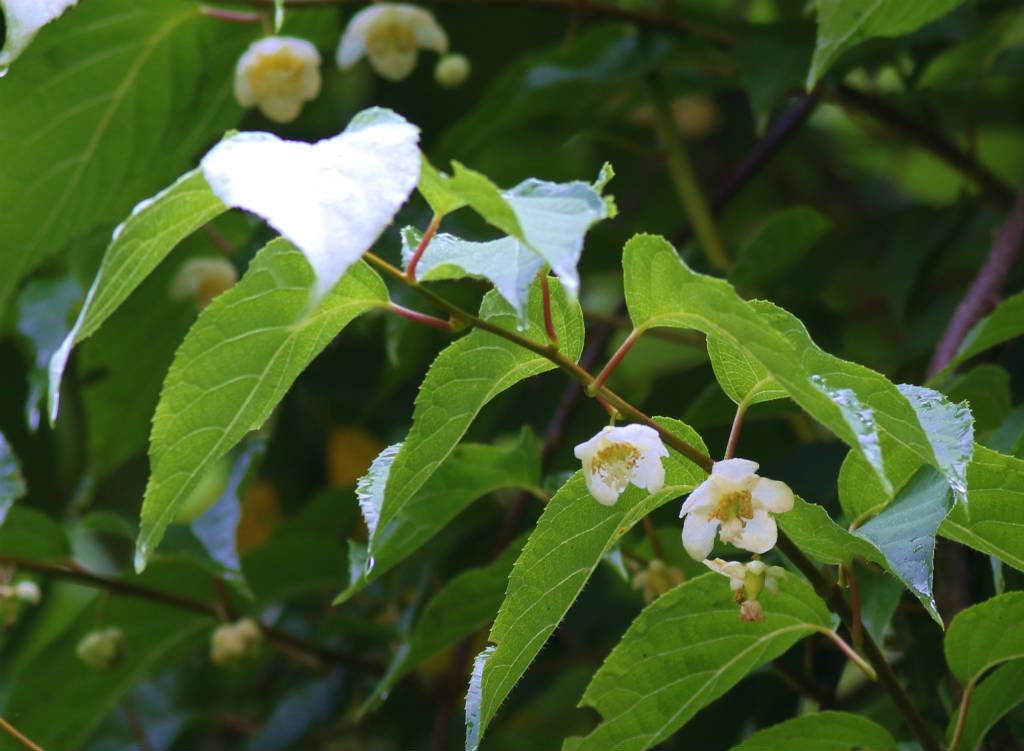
left=591, top=442, right=641, bottom=493
left=248, top=49, right=307, bottom=98
left=708, top=489, right=754, bottom=524
left=366, top=22, right=418, bottom=57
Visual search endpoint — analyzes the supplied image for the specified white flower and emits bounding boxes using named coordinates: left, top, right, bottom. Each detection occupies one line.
left=574, top=424, right=669, bottom=506
left=679, top=458, right=794, bottom=560
left=337, top=3, right=448, bottom=82
left=234, top=36, right=322, bottom=123
left=704, top=558, right=787, bottom=622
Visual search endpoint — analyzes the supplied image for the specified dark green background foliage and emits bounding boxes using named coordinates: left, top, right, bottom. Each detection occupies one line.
left=1, top=0, right=1024, bottom=750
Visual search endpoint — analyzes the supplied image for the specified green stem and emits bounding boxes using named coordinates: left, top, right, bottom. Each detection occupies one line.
left=362, top=252, right=715, bottom=472
left=949, top=679, right=975, bottom=751
left=774, top=533, right=941, bottom=751
left=644, top=74, right=731, bottom=271
left=809, top=625, right=876, bottom=682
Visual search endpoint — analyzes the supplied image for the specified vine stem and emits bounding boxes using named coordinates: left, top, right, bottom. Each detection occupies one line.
left=774, top=533, right=941, bottom=751
left=928, top=185, right=1024, bottom=376
left=644, top=74, right=731, bottom=271
left=587, top=328, right=641, bottom=395
left=0, top=716, right=45, bottom=751
left=362, top=251, right=715, bottom=473
left=405, top=213, right=441, bottom=280
left=809, top=626, right=876, bottom=682
left=0, top=554, right=382, bottom=675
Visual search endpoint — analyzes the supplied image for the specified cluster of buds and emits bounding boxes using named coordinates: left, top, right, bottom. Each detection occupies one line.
left=76, top=627, right=125, bottom=669
left=576, top=426, right=796, bottom=620
left=233, top=4, right=468, bottom=123
left=631, top=559, right=685, bottom=604
left=210, top=617, right=263, bottom=665
left=0, top=580, right=41, bottom=626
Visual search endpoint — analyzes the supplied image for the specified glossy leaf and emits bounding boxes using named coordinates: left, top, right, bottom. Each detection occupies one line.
left=945, top=591, right=1024, bottom=684
left=897, top=385, right=973, bottom=505
left=623, top=233, right=937, bottom=494
left=362, top=536, right=526, bottom=715
left=137, top=239, right=388, bottom=571
left=706, top=334, right=787, bottom=407
left=0, top=0, right=250, bottom=320
left=731, top=711, right=897, bottom=751
left=200, top=108, right=421, bottom=301
left=778, top=496, right=880, bottom=566
left=941, top=446, right=1024, bottom=572
left=377, top=280, right=582, bottom=544
left=338, top=429, right=541, bottom=603
left=808, top=0, right=967, bottom=86
left=567, top=573, right=832, bottom=751
left=47, top=169, right=227, bottom=423
left=465, top=419, right=707, bottom=751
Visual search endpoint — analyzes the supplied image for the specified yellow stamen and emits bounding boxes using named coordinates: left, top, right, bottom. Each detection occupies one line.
left=592, top=442, right=641, bottom=493
left=366, top=22, right=418, bottom=57
left=708, top=489, right=753, bottom=523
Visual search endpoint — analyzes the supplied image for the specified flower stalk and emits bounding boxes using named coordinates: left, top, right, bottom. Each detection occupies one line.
left=587, top=328, right=641, bottom=396
left=387, top=302, right=453, bottom=332
left=0, top=716, right=45, bottom=751
left=540, top=273, right=558, bottom=345
left=405, top=213, right=442, bottom=280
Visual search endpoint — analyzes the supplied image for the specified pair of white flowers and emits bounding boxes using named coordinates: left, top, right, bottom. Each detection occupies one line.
left=234, top=4, right=467, bottom=123
left=574, top=424, right=793, bottom=617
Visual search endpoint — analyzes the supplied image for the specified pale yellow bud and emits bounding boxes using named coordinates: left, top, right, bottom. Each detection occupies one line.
left=76, top=627, right=124, bottom=669
left=170, top=258, right=237, bottom=309
left=210, top=617, right=263, bottom=665
left=434, top=53, right=470, bottom=88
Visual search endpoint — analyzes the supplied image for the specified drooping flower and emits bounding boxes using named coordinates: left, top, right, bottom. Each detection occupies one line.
left=679, top=458, right=794, bottom=560
left=234, top=36, right=322, bottom=123
left=574, top=424, right=669, bottom=506
left=704, top=557, right=787, bottom=622
left=336, top=3, right=448, bottom=82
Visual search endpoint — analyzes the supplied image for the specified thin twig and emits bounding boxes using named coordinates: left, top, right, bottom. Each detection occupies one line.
left=949, top=678, right=975, bottom=751
left=928, top=185, right=1024, bottom=376
left=541, top=274, right=559, bottom=345
left=405, top=213, right=441, bottom=280
left=387, top=302, right=454, bottom=332
left=774, top=533, right=941, bottom=751
left=832, top=84, right=1015, bottom=208
left=724, top=401, right=746, bottom=460
left=0, top=716, right=45, bottom=751
left=121, top=699, right=154, bottom=751
left=588, top=328, right=641, bottom=395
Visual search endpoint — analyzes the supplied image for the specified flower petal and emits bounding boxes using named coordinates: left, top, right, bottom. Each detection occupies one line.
left=401, top=5, right=448, bottom=52
left=259, top=95, right=303, bottom=124
left=336, top=6, right=380, bottom=68
left=682, top=514, right=718, bottom=561
left=583, top=468, right=620, bottom=506
left=735, top=509, right=777, bottom=554
left=631, top=449, right=665, bottom=493
left=369, top=48, right=419, bottom=81
left=679, top=478, right=712, bottom=517
left=751, top=477, right=794, bottom=513
left=710, top=457, right=759, bottom=482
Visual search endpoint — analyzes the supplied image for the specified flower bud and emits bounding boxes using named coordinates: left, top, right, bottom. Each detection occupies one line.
left=210, top=617, right=263, bottom=665
left=631, top=559, right=685, bottom=604
left=739, top=599, right=764, bottom=622
left=434, top=53, right=469, bottom=88
left=337, top=3, right=448, bottom=82
left=15, top=580, right=40, bottom=604
left=170, top=258, right=238, bottom=310
left=76, top=627, right=124, bottom=670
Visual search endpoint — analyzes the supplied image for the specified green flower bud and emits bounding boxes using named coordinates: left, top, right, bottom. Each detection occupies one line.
left=434, top=53, right=470, bottom=88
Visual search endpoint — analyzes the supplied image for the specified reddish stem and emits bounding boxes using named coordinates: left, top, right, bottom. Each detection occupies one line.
left=199, top=5, right=265, bottom=22
left=928, top=186, right=1024, bottom=376
left=588, top=329, right=642, bottom=395
left=724, top=402, right=746, bottom=460
left=541, top=274, right=558, bottom=345
left=387, top=303, right=453, bottom=332
left=405, top=214, right=442, bottom=280
left=845, top=564, right=863, bottom=648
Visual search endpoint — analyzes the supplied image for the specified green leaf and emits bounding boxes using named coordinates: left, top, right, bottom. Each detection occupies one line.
left=622, top=233, right=938, bottom=495
left=0, top=506, right=68, bottom=560
left=853, top=466, right=952, bottom=624
left=706, top=334, right=787, bottom=406
left=137, top=239, right=388, bottom=571
left=920, top=7, right=1024, bottom=89
left=0, top=562, right=214, bottom=751
left=567, top=573, right=832, bottom=751
left=377, top=280, right=582, bottom=544
left=807, top=0, right=968, bottom=86
left=940, top=446, right=1024, bottom=572
left=943, top=364, right=1011, bottom=433
left=0, top=0, right=78, bottom=68
left=729, top=207, right=832, bottom=287
left=778, top=496, right=881, bottom=566
left=945, top=591, right=1024, bottom=685
left=0, top=0, right=251, bottom=319
left=417, top=155, right=468, bottom=217
left=465, top=418, right=707, bottom=751
left=897, top=384, right=973, bottom=504
left=946, top=659, right=1024, bottom=750
left=361, top=535, right=526, bottom=716
left=47, top=168, right=227, bottom=423
left=15, top=276, right=79, bottom=431
left=337, top=428, right=541, bottom=604
left=0, top=432, right=27, bottom=524
left=734, top=24, right=815, bottom=131
left=402, top=227, right=543, bottom=324
left=731, top=711, right=897, bottom=751
left=434, top=163, right=613, bottom=297
left=199, top=108, right=421, bottom=301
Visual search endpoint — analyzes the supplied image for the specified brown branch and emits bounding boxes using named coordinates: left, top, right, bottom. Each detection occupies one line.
left=832, top=85, right=1015, bottom=208
left=223, top=0, right=735, bottom=46
left=0, top=716, right=45, bottom=751
left=928, top=186, right=1024, bottom=376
